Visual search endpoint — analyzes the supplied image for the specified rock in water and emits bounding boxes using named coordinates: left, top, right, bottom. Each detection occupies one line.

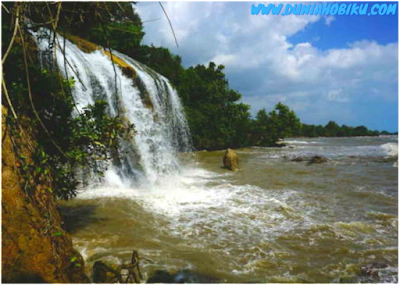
left=223, top=148, right=238, bottom=171
left=148, top=269, right=219, bottom=283
left=308, top=155, right=328, bottom=165
left=361, top=262, right=389, bottom=277
left=291, top=157, right=304, bottom=162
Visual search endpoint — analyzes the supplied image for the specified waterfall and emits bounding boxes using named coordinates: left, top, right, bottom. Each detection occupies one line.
left=30, top=29, right=192, bottom=186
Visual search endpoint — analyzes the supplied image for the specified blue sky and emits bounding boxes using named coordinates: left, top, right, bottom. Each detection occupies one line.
left=289, top=2, right=398, bottom=50
left=136, top=2, right=398, bottom=132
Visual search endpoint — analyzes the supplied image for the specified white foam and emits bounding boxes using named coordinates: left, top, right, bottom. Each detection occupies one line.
left=76, top=164, right=306, bottom=255
left=381, top=142, right=398, bottom=157
left=284, top=140, right=317, bottom=144
left=104, top=167, right=126, bottom=188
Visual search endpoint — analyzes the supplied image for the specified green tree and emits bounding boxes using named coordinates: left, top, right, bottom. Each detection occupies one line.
left=325, top=121, right=340, bottom=137
left=253, top=103, right=301, bottom=146
left=177, top=62, right=252, bottom=150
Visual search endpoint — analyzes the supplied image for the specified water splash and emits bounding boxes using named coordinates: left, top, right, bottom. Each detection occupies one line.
left=381, top=142, right=398, bottom=157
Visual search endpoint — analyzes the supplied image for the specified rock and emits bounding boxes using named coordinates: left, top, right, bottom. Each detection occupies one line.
left=93, top=261, right=121, bottom=283
left=223, top=148, right=238, bottom=171
left=65, top=34, right=100, bottom=53
left=290, top=156, right=328, bottom=164
left=148, top=269, right=219, bottom=283
left=275, top=142, right=288, bottom=148
left=358, top=262, right=398, bottom=283
left=308, top=155, right=328, bottom=165
left=143, top=93, right=154, bottom=110
left=361, top=262, right=389, bottom=277
left=93, top=251, right=144, bottom=283
left=66, top=35, right=137, bottom=80
left=291, top=157, right=304, bottom=162
left=103, top=50, right=136, bottom=79
left=147, top=270, right=175, bottom=283
left=337, top=262, right=395, bottom=283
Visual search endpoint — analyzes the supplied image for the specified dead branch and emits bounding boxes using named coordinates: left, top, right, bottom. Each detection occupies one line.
left=2, top=3, right=10, bottom=13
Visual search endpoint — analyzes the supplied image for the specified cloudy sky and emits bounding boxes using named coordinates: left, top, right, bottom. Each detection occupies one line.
left=136, top=2, right=398, bottom=132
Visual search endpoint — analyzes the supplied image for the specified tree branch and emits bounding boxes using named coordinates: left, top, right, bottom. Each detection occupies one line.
left=159, top=2, right=179, bottom=48
left=2, top=3, right=20, bottom=65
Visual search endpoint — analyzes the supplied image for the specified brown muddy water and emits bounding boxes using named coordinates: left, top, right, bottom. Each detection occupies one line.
left=60, top=136, right=398, bottom=283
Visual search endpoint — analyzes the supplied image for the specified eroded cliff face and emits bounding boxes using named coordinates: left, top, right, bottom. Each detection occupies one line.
left=1, top=106, right=89, bottom=283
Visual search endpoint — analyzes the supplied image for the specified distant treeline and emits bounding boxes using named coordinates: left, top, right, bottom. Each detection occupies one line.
left=13, top=2, right=394, bottom=151
left=299, top=122, right=396, bottom=138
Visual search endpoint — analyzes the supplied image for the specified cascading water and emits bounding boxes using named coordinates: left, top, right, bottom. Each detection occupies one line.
left=31, top=28, right=192, bottom=186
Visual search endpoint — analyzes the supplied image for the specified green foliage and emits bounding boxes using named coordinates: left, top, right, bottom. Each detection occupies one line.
left=140, top=45, right=184, bottom=86
left=176, top=63, right=252, bottom=150
left=252, top=103, right=301, bottom=146
left=299, top=122, right=383, bottom=137
left=45, top=100, right=135, bottom=200
left=68, top=101, right=135, bottom=165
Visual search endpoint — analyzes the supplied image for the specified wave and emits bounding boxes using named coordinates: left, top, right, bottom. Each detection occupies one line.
left=380, top=143, right=398, bottom=157
left=272, top=140, right=398, bottom=160
left=284, top=140, right=317, bottom=145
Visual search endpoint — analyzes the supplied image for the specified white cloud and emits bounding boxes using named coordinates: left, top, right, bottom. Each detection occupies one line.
left=327, top=89, right=349, bottom=103
left=136, top=2, right=398, bottom=129
left=324, top=15, right=336, bottom=26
